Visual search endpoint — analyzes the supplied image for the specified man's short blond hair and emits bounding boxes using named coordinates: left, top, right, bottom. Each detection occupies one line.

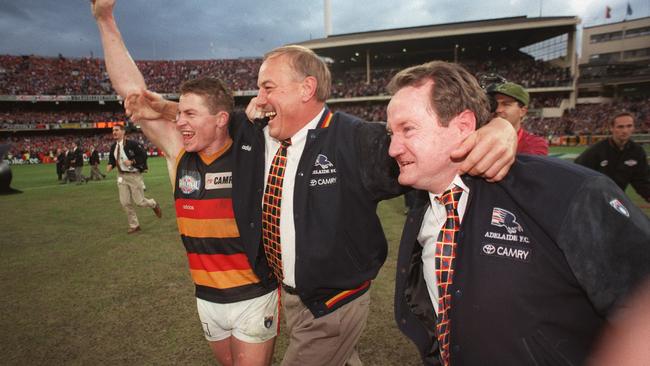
left=264, top=45, right=331, bottom=102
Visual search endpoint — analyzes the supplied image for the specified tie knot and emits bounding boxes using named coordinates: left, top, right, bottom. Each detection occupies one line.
left=280, top=139, right=292, bottom=148
left=440, top=186, right=463, bottom=212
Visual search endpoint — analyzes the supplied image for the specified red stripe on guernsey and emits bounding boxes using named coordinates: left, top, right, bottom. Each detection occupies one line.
left=187, top=252, right=252, bottom=272
left=175, top=198, right=234, bottom=220
left=317, top=110, right=333, bottom=129
left=325, top=280, right=371, bottom=308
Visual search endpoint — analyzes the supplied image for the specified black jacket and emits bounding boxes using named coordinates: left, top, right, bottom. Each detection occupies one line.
left=575, top=138, right=650, bottom=202
left=108, top=139, right=148, bottom=172
left=230, top=110, right=405, bottom=317
left=89, top=150, right=100, bottom=166
left=69, top=147, right=84, bottom=168
left=56, top=152, right=67, bottom=172
left=395, top=155, right=650, bottom=365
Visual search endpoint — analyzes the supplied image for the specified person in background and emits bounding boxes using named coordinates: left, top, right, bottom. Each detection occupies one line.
left=575, top=111, right=650, bottom=203
left=106, top=124, right=161, bottom=234
left=489, top=82, right=548, bottom=155
left=88, top=145, right=105, bottom=181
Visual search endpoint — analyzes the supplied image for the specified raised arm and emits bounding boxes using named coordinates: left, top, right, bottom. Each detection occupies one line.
left=91, top=0, right=182, bottom=176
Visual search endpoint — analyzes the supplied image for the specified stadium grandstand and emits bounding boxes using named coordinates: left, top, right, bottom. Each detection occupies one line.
left=1, top=15, right=649, bottom=164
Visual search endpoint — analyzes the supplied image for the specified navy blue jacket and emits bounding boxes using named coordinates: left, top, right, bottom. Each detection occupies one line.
left=230, top=110, right=405, bottom=317
left=395, top=155, right=650, bottom=365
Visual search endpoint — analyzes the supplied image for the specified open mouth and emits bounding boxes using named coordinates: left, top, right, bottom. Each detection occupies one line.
left=180, top=131, right=195, bottom=141
left=398, top=160, right=413, bottom=168
left=265, top=111, right=277, bottom=120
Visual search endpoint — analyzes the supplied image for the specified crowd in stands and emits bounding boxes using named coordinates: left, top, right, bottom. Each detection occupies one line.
left=0, top=109, right=126, bottom=128
left=526, top=97, right=650, bottom=137
left=1, top=54, right=648, bottom=163
left=1, top=54, right=570, bottom=97
left=1, top=131, right=156, bottom=164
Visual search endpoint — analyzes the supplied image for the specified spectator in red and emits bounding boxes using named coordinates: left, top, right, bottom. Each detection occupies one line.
left=489, top=82, right=548, bottom=155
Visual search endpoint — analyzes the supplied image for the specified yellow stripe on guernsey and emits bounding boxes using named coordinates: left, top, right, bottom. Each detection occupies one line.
left=176, top=217, right=239, bottom=238
left=190, top=268, right=260, bottom=289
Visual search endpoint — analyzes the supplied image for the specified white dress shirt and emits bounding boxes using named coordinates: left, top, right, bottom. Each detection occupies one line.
left=263, top=108, right=325, bottom=287
left=417, top=175, right=469, bottom=314
left=114, top=140, right=138, bottom=173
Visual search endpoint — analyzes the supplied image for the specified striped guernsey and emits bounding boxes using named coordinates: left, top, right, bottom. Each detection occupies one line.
left=174, top=140, right=270, bottom=303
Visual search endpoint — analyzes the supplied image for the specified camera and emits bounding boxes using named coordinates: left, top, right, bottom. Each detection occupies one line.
left=477, top=73, right=507, bottom=114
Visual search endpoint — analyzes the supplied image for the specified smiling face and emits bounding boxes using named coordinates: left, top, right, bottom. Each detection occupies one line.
left=387, top=80, right=465, bottom=194
left=256, top=55, right=310, bottom=140
left=176, top=93, right=226, bottom=154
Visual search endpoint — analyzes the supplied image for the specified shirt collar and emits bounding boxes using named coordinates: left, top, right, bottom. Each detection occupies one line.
left=428, top=175, right=469, bottom=207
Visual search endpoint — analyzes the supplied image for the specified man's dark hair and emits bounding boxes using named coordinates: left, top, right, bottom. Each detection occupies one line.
left=180, top=77, right=234, bottom=115
left=387, top=61, right=491, bottom=128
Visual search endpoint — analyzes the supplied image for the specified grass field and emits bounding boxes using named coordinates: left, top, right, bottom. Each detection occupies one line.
left=1, top=149, right=648, bottom=365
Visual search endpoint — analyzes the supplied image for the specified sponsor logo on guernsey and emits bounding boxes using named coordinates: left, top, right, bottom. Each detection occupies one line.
left=490, top=207, right=523, bottom=234
left=624, top=159, right=638, bottom=167
left=599, top=160, right=609, bottom=167
left=264, top=315, right=274, bottom=329
left=241, top=144, right=252, bottom=151
left=178, top=172, right=201, bottom=194
left=481, top=243, right=531, bottom=262
left=609, top=198, right=630, bottom=218
left=205, top=172, right=232, bottom=190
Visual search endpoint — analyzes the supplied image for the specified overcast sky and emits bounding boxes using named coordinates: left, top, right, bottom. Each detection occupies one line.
left=0, top=0, right=647, bottom=60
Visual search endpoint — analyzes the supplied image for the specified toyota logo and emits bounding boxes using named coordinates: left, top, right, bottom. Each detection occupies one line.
left=483, top=244, right=496, bottom=255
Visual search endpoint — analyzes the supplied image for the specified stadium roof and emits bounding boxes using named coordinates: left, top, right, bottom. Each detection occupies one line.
left=297, top=16, right=579, bottom=66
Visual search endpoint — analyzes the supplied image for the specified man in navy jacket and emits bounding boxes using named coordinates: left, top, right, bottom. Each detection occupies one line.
left=387, top=61, right=650, bottom=365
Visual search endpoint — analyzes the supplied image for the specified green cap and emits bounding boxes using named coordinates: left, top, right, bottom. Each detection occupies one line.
left=490, top=82, right=529, bottom=107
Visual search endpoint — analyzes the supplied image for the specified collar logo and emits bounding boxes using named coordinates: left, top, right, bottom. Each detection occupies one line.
left=491, top=207, right=523, bottom=234
left=609, top=198, right=630, bottom=218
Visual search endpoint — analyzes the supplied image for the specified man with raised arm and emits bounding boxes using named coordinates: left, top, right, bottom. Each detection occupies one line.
left=129, top=48, right=517, bottom=366
left=92, top=1, right=278, bottom=364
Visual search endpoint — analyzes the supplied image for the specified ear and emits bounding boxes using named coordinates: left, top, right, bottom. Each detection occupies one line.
left=301, top=76, right=318, bottom=102
left=449, top=109, right=476, bottom=138
left=519, top=106, right=528, bottom=119
left=215, top=111, right=230, bottom=129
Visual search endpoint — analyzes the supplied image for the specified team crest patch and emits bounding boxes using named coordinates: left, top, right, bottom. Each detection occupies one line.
left=609, top=199, right=630, bottom=217
left=264, top=315, right=274, bottom=329
left=314, top=154, right=334, bottom=169
left=490, top=207, right=523, bottom=234
left=178, top=172, right=201, bottom=194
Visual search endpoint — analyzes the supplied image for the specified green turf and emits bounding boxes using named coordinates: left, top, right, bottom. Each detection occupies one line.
left=0, top=159, right=419, bottom=365
left=1, top=155, right=647, bottom=365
